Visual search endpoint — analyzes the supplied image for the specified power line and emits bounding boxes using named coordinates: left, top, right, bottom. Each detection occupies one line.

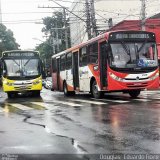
left=49, top=0, right=86, bottom=23
left=54, top=0, right=86, bottom=4
left=1, top=11, right=54, bottom=15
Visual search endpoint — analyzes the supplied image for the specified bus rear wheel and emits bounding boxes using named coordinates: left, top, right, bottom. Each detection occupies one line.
left=91, top=80, right=103, bottom=99
left=128, top=90, right=140, bottom=98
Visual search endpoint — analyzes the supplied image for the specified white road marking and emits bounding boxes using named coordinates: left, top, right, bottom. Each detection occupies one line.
left=0, top=107, right=3, bottom=113
left=91, top=98, right=129, bottom=103
left=134, top=99, right=151, bottom=102
left=69, top=99, right=106, bottom=105
left=31, top=102, right=47, bottom=107
left=31, top=102, right=53, bottom=109
left=32, top=101, right=83, bottom=107
left=141, top=91, right=160, bottom=95
left=10, top=103, right=33, bottom=111
left=152, top=97, right=160, bottom=100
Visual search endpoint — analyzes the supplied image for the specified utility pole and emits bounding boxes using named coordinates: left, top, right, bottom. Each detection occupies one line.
left=108, top=18, right=113, bottom=29
left=56, top=21, right=60, bottom=52
left=140, top=0, right=146, bottom=31
left=49, top=0, right=89, bottom=46
left=63, top=8, right=69, bottom=49
left=0, top=0, right=2, bottom=23
left=50, top=31, right=55, bottom=54
left=90, top=0, right=97, bottom=37
left=39, top=6, right=69, bottom=53
left=85, top=0, right=92, bottom=39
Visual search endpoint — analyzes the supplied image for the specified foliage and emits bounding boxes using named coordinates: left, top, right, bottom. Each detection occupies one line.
left=0, top=24, right=19, bottom=56
left=36, top=11, right=71, bottom=57
left=35, top=39, right=53, bottom=66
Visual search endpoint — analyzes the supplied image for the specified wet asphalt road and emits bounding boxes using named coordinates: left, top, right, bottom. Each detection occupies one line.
left=0, top=88, right=160, bottom=159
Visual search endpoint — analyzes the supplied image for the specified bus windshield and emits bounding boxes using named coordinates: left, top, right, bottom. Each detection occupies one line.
left=110, top=42, right=158, bottom=69
left=4, top=58, right=40, bottom=77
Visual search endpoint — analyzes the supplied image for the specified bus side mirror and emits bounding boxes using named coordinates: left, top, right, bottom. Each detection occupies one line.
left=3, top=70, right=7, bottom=77
left=42, top=71, right=46, bottom=79
left=104, top=44, right=110, bottom=50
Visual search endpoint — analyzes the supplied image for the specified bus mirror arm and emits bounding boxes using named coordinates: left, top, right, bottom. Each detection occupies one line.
left=42, top=71, right=46, bottom=79
left=3, top=70, right=7, bottom=77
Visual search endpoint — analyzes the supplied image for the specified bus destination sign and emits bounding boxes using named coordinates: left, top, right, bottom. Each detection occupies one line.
left=4, top=52, right=37, bottom=57
left=115, top=33, right=150, bottom=39
left=109, top=32, right=155, bottom=41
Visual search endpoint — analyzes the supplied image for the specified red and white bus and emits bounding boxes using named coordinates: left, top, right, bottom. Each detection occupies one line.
left=51, top=30, right=159, bottom=98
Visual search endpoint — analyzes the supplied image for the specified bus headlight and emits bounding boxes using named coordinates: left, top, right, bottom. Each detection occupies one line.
left=109, top=72, right=124, bottom=82
left=33, top=80, right=41, bottom=85
left=149, top=72, right=159, bottom=81
left=3, top=81, right=14, bottom=86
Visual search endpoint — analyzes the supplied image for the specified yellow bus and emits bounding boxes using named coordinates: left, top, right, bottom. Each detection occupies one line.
left=1, top=50, right=45, bottom=98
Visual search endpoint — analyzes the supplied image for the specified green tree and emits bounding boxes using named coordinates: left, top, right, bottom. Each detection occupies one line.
left=36, top=11, right=71, bottom=73
left=0, top=24, right=19, bottom=56
left=41, top=11, right=71, bottom=53
left=35, top=39, right=53, bottom=65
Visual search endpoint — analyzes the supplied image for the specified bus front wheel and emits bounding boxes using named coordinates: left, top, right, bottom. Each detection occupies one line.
left=7, top=92, right=16, bottom=98
left=91, top=80, right=103, bottom=99
left=63, top=82, right=70, bottom=96
left=32, top=91, right=40, bottom=97
left=63, top=82, right=75, bottom=96
left=128, top=90, right=140, bottom=98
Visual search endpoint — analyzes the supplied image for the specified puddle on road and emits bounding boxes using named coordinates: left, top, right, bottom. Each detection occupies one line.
left=22, top=113, right=88, bottom=154
left=0, top=104, right=21, bottom=116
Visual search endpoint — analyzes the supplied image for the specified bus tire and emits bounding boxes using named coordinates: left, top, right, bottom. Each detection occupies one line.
left=128, top=90, right=140, bottom=98
left=7, top=92, right=16, bottom=98
left=32, top=91, right=40, bottom=97
left=91, top=80, right=103, bottom=99
left=63, top=82, right=75, bottom=96
left=70, top=91, right=75, bottom=96
left=63, top=82, right=69, bottom=96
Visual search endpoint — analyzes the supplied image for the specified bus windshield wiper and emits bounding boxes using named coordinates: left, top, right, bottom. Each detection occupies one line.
left=137, top=39, right=147, bottom=53
left=13, top=59, right=20, bottom=66
left=23, top=58, right=32, bottom=66
left=120, top=41, right=130, bottom=55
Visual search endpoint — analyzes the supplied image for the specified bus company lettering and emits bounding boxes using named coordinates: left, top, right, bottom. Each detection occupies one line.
left=79, top=70, right=88, bottom=77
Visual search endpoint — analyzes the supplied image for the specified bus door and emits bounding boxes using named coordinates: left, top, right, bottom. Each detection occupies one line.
left=99, top=42, right=108, bottom=89
left=56, top=58, right=60, bottom=90
left=72, top=51, right=79, bottom=90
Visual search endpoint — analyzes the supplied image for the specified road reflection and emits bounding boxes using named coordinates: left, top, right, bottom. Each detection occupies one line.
left=92, top=103, right=160, bottom=153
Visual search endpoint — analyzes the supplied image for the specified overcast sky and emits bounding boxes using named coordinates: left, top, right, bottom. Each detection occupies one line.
left=1, top=0, right=72, bottom=50
left=1, top=0, right=160, bottom=50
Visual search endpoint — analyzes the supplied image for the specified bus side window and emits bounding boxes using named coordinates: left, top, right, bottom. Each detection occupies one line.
left=88, top=42, right=98, bottom=64
left=79, top=47, right=88, bottom=67
left=66, top=52, right=72, bottom=70
left=60, top=55, right=66, bottom=71
left=52, top=58, right=57, bottom=72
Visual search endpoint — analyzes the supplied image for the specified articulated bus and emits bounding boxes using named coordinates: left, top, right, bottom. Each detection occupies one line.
left=1, top=50, right=45, bottom=98
left=51, top=30, right=159, bottom=99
